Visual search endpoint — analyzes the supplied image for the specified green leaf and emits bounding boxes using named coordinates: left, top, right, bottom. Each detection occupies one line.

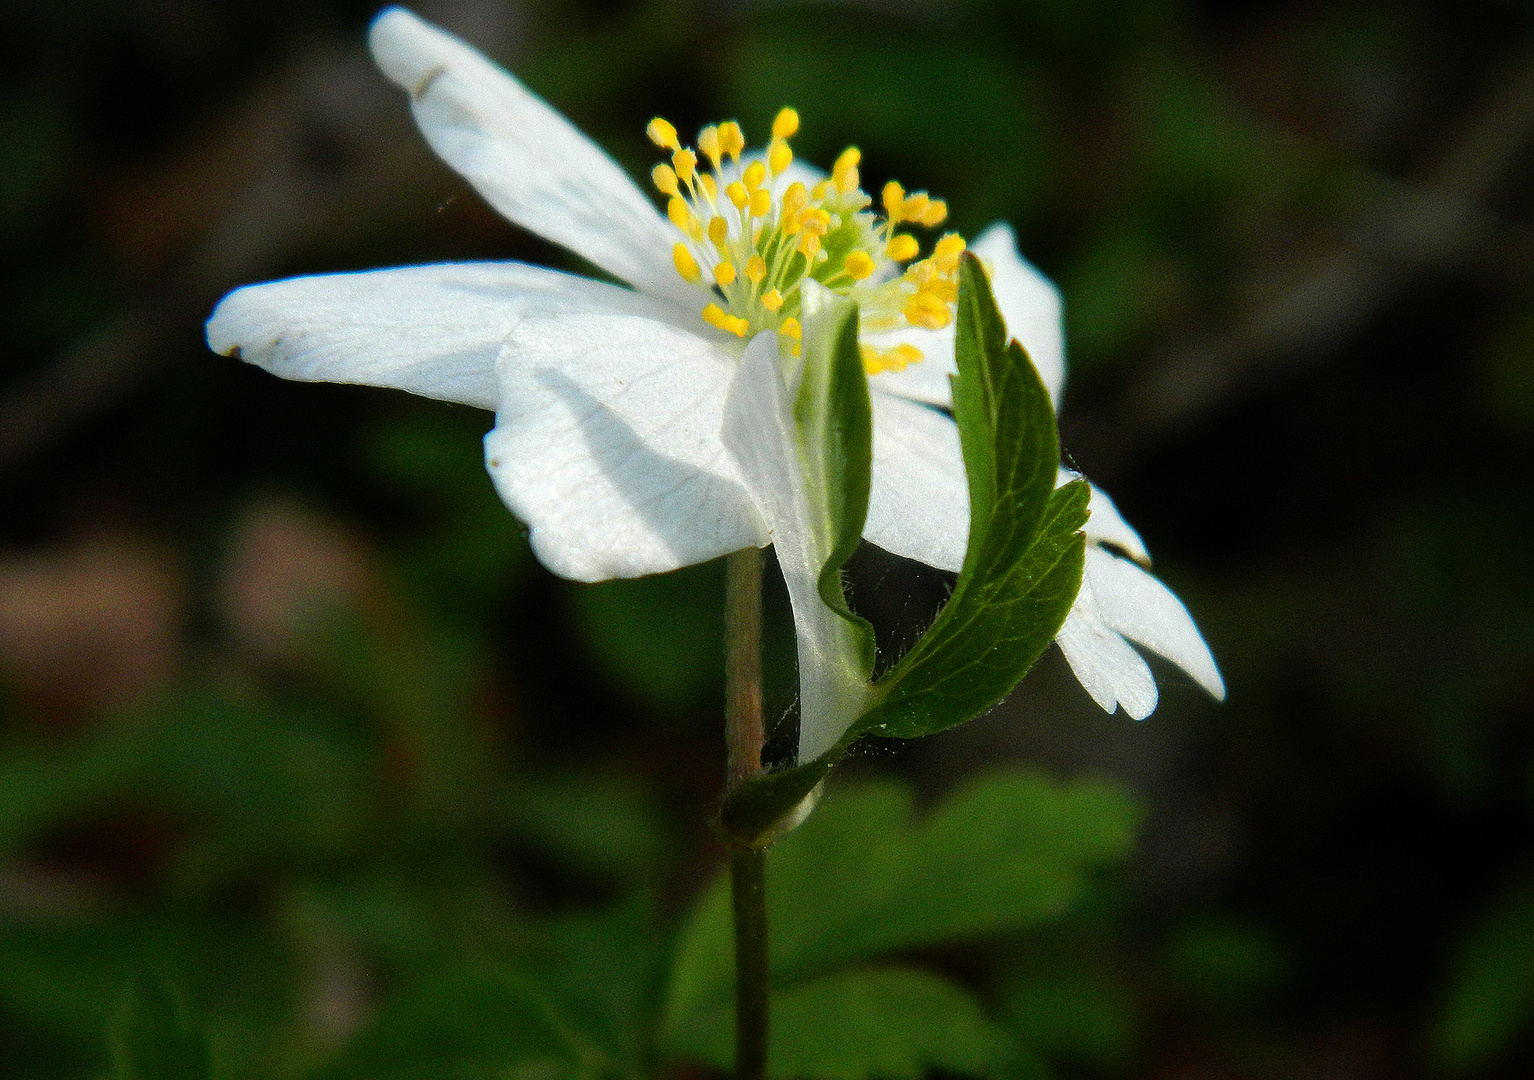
left=106, top=981, right=213, bottom=1080
left=855, top=253, right=1086, bottom=740
left=668, top=771, right=1141, bottom=1062
left=1433, top=873, right=1534, bottom=1073
left=670, top=966, right=1008, bottom=1080
left=794, top=281, right=876, bottom=672
left=310, top=964, right=603, bottom=1080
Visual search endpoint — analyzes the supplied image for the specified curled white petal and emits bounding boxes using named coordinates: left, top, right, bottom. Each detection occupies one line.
left=485, top=305, right=764, bottom=582
left=1055, top=579, right=1159, bottom=720
left=1082, top=545, right=1225, bottom=700
left=1061, top=471, right=1151, bottom=565
left=206, top=261, right=688, bottom=411
left=722, top=331, right=872, bottom=762
left=970, top=222, right=1065, bottom=408
left=863, top=391, right=968, bottom=574
left=369, top=7, right=692, bottom=305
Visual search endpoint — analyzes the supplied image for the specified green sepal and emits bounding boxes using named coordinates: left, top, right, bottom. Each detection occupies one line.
left=719, top=750, right=837, bottom=849
left=853, top=252, right=1086, bottom=740
left=794, top=284, right=877, bottom=675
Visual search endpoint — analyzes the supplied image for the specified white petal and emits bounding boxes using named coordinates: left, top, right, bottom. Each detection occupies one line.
left=971, top=222, right=1066, bottom=407
left=1055, top=581, right=1159, bottom=720
left=207, top=261, right=628, bottom=410
left=1082, top=545, right=1225, bottom=700
left=722, top=332, right=872, bottom=762
left=1057, top=471, right=1151, bottom=565
left=484, top=305, right=764, bottom=581
left=863, top=392, right=969, bottom=573
left=863, top=323, right=958, bottom=408
left=369, top=8, right=692, bottom=305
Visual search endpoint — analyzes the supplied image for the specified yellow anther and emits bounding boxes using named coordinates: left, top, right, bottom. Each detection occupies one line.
left=772, top=107, right=800, bottom=139
left=762, top=288, right=784, bottom=311
left=726, top=181, right=749, bottom=210
left=882, top=180, right=905, bottom=219
left=799, top=207, right=831, bottom=235
left=904, top=291, right=951, bottom=329
left=779, top=317, right=801, bottom=340
left=672, top=243, right=701, bottom=283
left=715, top=261, right=737, bottom=286
left=749, top=188, right=773, bottom=217
left=718, top=121, right=745, bottom=160
left=745, top=254, right=767, bottom=283
left=892, top=343, right=924, bottom=369
left=932, top=233, right=966, bottom=272
left=767, top=139, right=793, bottom=176
left=886, top=234, right=919, bottom=261
left=647, top=117, right=680, bottom=151
left=832, top=147, right=861, bottom=193
left=900, top=192, right=930, bottom=221
left=860, top=344, right=882, bottom=374
left=781, top=181, right=808, bottom=220
left=668, top=197, right=701, bottom=238
left=698, top=125, right=722, bottom=167
left=918, top=200, right=948, bottom=226
left=844, top=250, right=876, bottom=280
left=708, top=215, right=729, bottom=246
left=703, top=302, right=748, bottom=337
left=812, top=179, right=832, bottom=201
left=920, top=278, right=958, bottom=303
left=797, top=233, right=822, bottom=260
left=652, top=163, right=679, bottom=197
left=743, top=160, right=766, bottom=190
left=672, top=148, right=698, bottom=183
left=698, top=173, right=718, bottom=205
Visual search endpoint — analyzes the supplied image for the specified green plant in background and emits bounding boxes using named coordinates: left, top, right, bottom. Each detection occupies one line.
left=185, top=6, right=1225, bottom=1079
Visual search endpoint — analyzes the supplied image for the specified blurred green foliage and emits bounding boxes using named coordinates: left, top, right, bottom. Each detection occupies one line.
left=3, top=0, right=1534, bottom=1077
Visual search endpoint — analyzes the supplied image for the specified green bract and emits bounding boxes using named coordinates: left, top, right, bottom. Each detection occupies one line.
left=721, top=255, right=1086, bottom=847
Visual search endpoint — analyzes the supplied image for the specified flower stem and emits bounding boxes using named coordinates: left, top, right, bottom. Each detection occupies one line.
left=724, top=546, right=768, bottom=1080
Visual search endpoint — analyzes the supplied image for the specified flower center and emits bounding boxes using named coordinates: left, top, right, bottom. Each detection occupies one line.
left=646, top=109, right=966, bottom=375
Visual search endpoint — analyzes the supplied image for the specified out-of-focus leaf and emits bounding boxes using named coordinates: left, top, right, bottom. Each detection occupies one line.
left=106, top=981, right=213, bottom=1080
left=998, top=945, right=1138, bottom=1074
left=668, top=771, right=1140, bottom=1063
left=670, top=966, right=1008, bottom=1080
left=498, top=770, right=669, bottom=886
left=1433, top=873, right=1534, bottom=1073
left=566, top=560, right=725, bottom=714
left=1159, top=915, right=1293, bottom=1015
left=309, top=964, right=603, bottom=1080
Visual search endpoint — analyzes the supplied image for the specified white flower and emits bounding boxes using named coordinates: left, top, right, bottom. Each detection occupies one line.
left=207, top=6, right=1222, bottom=760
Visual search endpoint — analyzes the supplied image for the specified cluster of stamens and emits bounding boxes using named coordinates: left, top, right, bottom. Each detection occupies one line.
left=646, top=109, right=967, bottom=374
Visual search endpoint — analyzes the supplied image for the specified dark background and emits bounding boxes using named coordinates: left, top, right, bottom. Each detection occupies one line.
left=1, top=0, right=1532, bottom=1077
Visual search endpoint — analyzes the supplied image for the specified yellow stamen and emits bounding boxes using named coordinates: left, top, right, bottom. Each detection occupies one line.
left=647, top=117, right=680, bottom=152
left=900, top=192, right=930, bottom=222
left=860, top=344, right=881, bottom=374
left=718, top=121, right=745, bottom=160
left=832, top=147, right=861, bottom=193
left=652, top=163, right=679, bottom=197
left=781, top=182, right=808, bottom=222
left=715, top=261, right=737, bottom=286
left=768, top=139, right=793, bottom=176
left=892, top=343, right=923, bottom=369
left=672, top=148, right=697, bottom=183
left=708, top=215, right=729, bottom=246
left=933, top=233, right=966, bottom=271
left=886, top=234, right=919, bottom=261
left=762, top=288, right=784, bottom=311
left=668, top=197, right=701, bottom=238
left=745, top=254, right=767, bottom=284
left=672, top=243, right=701, bottom=283
left=698, top=125, right=721, bottom=167
left=798, top=207, right=831, bottom=235
left=918, top=199, right=948, bottom=226
left=726, top=181, right=749, bottom=210
left=743, top=160, right=766, bottom=190
left=904, top=291, right=950, bottom=329
left=882, top=181, right=905, bottom=219
left=749, top=188, right=772, bottom=217
left=772, top=107, right=799, bottom=139
left=797, top=233, right=821, bottom=260
left=698, top=173, right=718, bottom=204
left=779, top=317, right=801, bottom=340
left=844, top=250, right=875, bottom=280
left=703, top=302, right=748, bottom=337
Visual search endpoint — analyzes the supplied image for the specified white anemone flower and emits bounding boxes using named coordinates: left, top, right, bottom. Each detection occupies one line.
left=207, top=6, right=1223, bottom=761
